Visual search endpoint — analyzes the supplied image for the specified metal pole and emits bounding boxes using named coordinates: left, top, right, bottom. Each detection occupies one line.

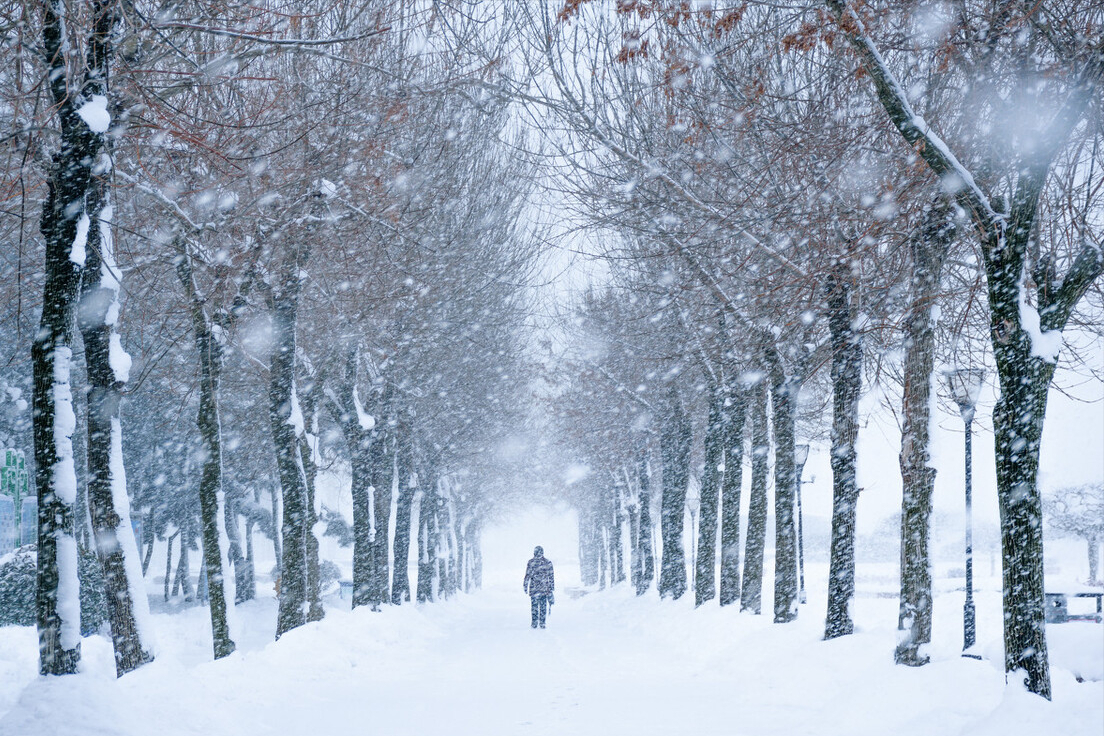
left=690, top=509, right=697, bottom=591
left=963, top=414, right=977, bottom=654
left=796, top=469, right=807, bottom=604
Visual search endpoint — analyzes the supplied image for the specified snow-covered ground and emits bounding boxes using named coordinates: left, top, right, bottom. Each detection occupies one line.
left=1, top=509, right=1101, bottom=736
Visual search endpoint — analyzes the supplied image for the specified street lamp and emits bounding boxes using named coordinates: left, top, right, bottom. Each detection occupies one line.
left=687, top=480, right=701, bottom=591
left=945, top=367, right=986, bottom=656
left=794, top=444, right=811, bottom=605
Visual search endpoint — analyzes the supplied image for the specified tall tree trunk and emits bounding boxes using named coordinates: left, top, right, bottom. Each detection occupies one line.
left=598, top=519, right=608, bottom=590
left=32, top=180, right=84, bottom=676
left=33, top=0, right=126, bottom=677
left=270, top=484, right=282, bottom=588
left=224, top=499, right=248, bottom=605
left=79, top=188, right=155, bottom=674
left=433, top=495, right=446, bottom=599
left=771, top=370, right=800, bottom=624
left=821, top=2, right=1103, bottom=694
left=658, top=387, right=690, bottom=600
left=416, top=468, right=437, bottom=603
left=391, top=417, right=415, bottom=604
left=299, top=421, right=324, bottom=623
left=637, top=440, right=654, bottom=595
left=695, top=387, right=723, bottom=606
left=742, top=379, right=769, bottom=614
left=825, top=263, right=862, bottom=640
left=141, top=516, right=155, bottom=577
left=269, top=272, right=309, bottom=638
left=611, top=483, right=625, bottom=584
left=471, top=524, right=483, bottom=590
left=895, top=199, right=954, bottom=666
left=242, top=507, right=256, bottom=602
left=163, top=532, right=175, bottom=602
left=369, top=387, right=394, bottom=607
left=177, top=528, right=194, bottom=601
left=579, top=509, right=599, bottom=586
left=628, top=499, right=641, bottom=592
left=326, top=350, right=373, bottom=609
left=175, top=247, right=234, bottom=659
left=719, top=384, right=746, bottom=606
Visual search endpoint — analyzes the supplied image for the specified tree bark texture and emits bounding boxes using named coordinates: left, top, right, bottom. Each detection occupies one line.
left=636, top=441, right=655, bottom=595
left=771, top=371, right=800, bottom=624
left=719, top=385, right=746, bottom=607
left=297, top=404, right=325, bottom=624
left=328, top=351, right=373, bottom=609
left=33, top=0, right=127, bottom=677
left=416, top=467, right=438, bottom=603
left=369, top=390, right=394, bottom=606
left=391, top=417, right=415, bottom=604
left=695, top=387, right=723, bottom=606
left=895, top=199, right=954, bottom=666
left=742, top=379, right=769, bottom=614
left=176, top=250, right=235, bottom=659
left=658, top=389, right=690, bottom=600
left=611, top=491, right=625, bottom=585
left=825, top=263, right=862, bottom=640
left=824, top=0, right=1103, bottom=695
left=579, top=510, right=599, bottom=586
left=270, top=276, right=309, bottom=638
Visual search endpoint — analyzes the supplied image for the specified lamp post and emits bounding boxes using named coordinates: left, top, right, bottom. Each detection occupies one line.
left=794, top=444, right=810, bottom=605
left=945, top=367, right=986, bottom=656
left=687, top=482, right=701, bottom=591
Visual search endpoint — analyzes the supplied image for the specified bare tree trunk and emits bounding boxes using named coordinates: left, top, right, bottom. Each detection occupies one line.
left=895, top=199, right=954, bottom=666
left=163, top=532, right=175, bottom=602
left=695, top=386, right=722, bottom=606
left=719, top=384, right=745, bottom=607
left=598, top=519, right=608, bottom=590
left=270, top=485, right=282, bottom=588
left=416, top=467, right=438, bottom=603
left=326, top=350, right=373, bottom=608
left=369, top=385, right=394, bottom=607
left=299, top=431, right=324, bottom=623
left=141, top=518, right=155, bottom=577
left=825, top=263, right=862, bottom=640
left=611, top=484, right=625, bottom=584
left=579, top=509, right=600, bottom=586
left=175, top=248, right=234, bottom=658
left=32, top=181, right=83, bottom=675
left=269, top=270, right=309, bottom=638
left=637, top=439, right=655, bottom=595
left=176, top=529, right=194, bottom=601
left=224, top=499, right=248, bottom=605
left=659, top=387, right=690, bottom=600
left=771, top=371, right=800, bottom=624
left=742, top=378, right=769, bottom=614
left=79, top=195, right=156, bottom=673
left=822, top=1, right=1103, bottom=694
left=628, top=498, right=641, bottom=591
left=391, top=416, right=415, bottom=604
left=33, top=0, right=127, bottom=677
left=242, top=508, right=256, bottom=602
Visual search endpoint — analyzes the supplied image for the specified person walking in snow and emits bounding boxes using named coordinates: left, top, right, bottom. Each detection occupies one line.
left=523, top=546, right=555, bottom=629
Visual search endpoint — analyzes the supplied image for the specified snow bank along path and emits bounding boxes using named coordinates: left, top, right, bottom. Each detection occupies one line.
left=0, top=578, right=1101, bottom=736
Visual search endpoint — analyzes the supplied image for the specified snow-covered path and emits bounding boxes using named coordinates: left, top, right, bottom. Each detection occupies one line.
left=1, top=576, right=1101, bottom=736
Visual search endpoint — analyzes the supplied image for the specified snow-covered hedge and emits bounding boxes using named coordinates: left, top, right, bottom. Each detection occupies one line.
left=0, top=545, right=108, bottom=635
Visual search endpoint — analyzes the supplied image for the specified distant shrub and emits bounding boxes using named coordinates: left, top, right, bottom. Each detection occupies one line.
left=319, top=559, right=341, bottom=590
left=0, top=545, right=109, bottom=635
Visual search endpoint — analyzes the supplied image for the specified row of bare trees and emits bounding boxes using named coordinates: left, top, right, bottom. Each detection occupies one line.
left=3, top=0, right=538, bottom=676
left=531, top=0, right=1102, bottom=700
